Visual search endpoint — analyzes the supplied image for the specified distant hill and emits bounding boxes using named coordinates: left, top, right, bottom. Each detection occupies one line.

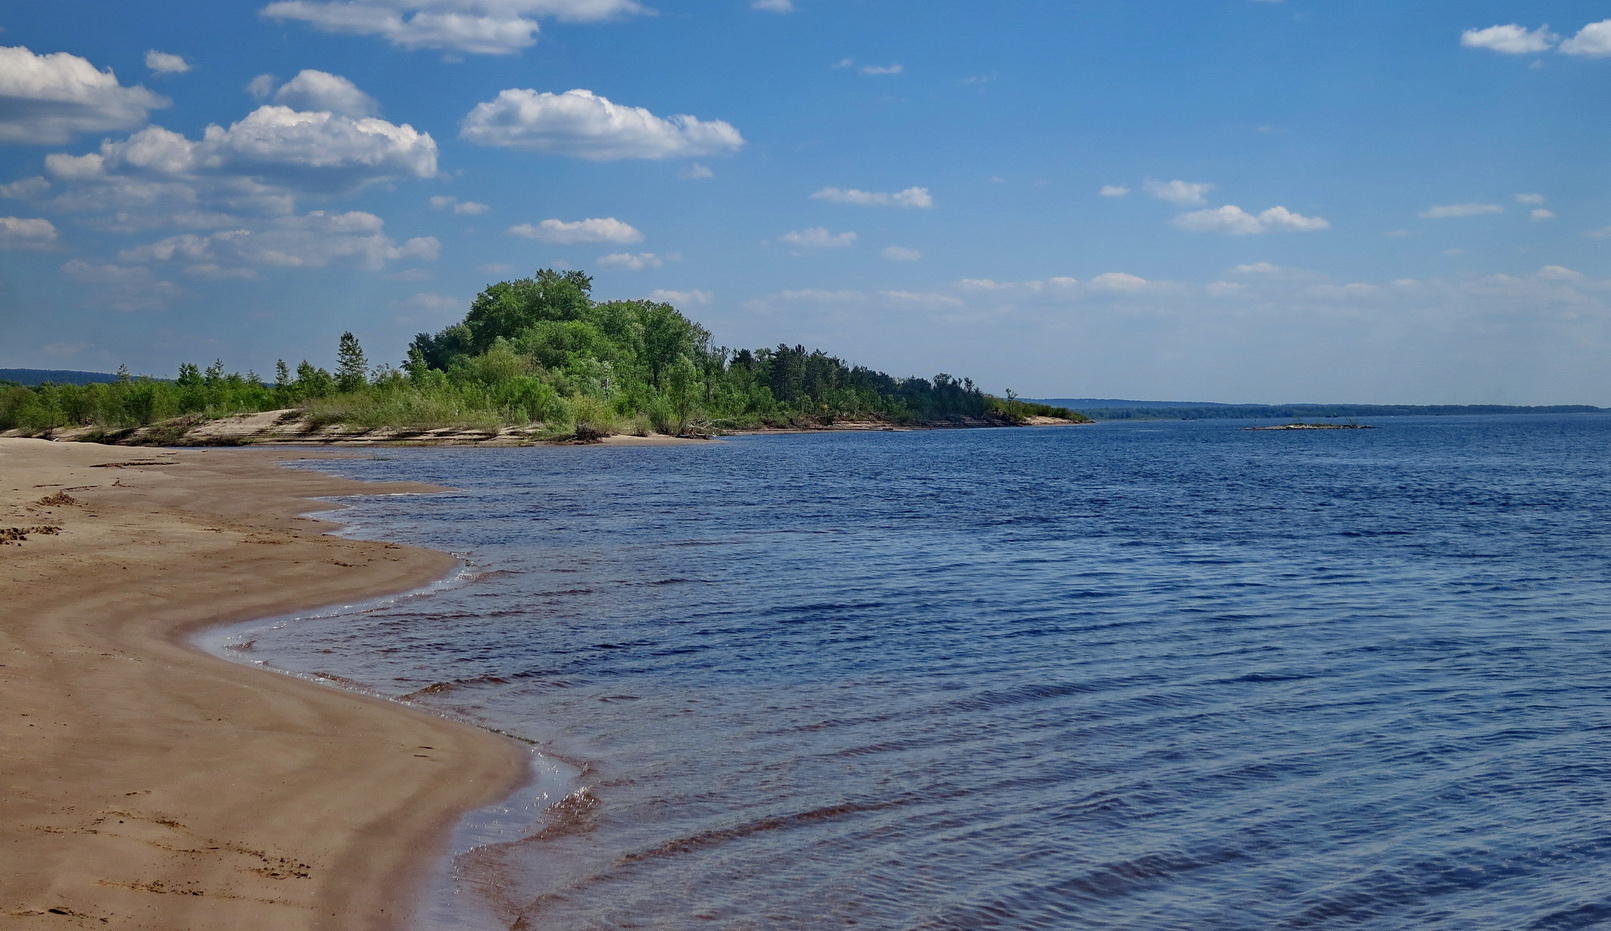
left=1028, top=399, right=1606, bottom=421
left=0, top=368, right=126, bottom=386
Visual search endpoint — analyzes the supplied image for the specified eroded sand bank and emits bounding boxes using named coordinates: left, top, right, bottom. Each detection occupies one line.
left=0, top=438, right=527, bottom=930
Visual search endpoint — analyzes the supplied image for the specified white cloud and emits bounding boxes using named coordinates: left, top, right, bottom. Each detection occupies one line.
left=810, top=186, right=933, bottom=208
left=1516, top=193, right=1546, bottom=204
left=881, top=246, right=921, bottom=261
left=145, top=51, right=191, bottom=75
left=679, top=162, right=714, bottom=180
left=260, top=0, right=649, bottom=56
left=393, top=291, right=463, bottom=311
left=429, top=194, right=490, bottom=214
left=50, top=104, right=438, bottom=197
left=0, top=216, right=58, bottom=248
left=1172, top=205, right=1329, bottom=234
left=778, top=226, right=856, bottom=249
left=598, top=251, right=664, bottom=269
left=1420, top=203, right=1504, bottom=219
left=1560, top=21, right=1611, bottom=57
left=18, top=85, right=440, bottom=241
left=1461, top=24, right=1558, bottom=54
left=880, top=290, right=963, bottom=307
left=460, top=88, right=744, bottom=160
left=508, top=216, right=642, bottom=243
left=1532, top=208, right=1557, bottom=221
left=62, top=259, right=184, bottom=311
left=1099, top=184, right=1129, bottom=197
left=1539, top=264, right=1583, bottom=280
left=861, top=64, right=903, bottom=75
left=1206, top=281, right=1246, bottom=296
left=772, top=288, right=866, bottom=302
left=831, top=58, right=855, bottom=69
left=185, top=263, right=260, bottom=280
left=247, top=74, right=279, bottom=100
left=1145, top=179, right=1214, bottom=205
left=1231, top=262, right=1282, bottom=275
left=119, top=210, right=438, bottom=272
left=751, top=0, right=794, bottom=11
left=271, top=69, right=379, bottom=117
left=0, top=176, right=50, bottom=200
left=0, top=46, right=168, bottom=144
left=1090, top=272, right=1151, bottom=291
left=648, top=288, right=711, bottom=305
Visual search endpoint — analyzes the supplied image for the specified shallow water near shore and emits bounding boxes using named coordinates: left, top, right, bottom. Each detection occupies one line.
left=218, top=415, right=1611, bottom=929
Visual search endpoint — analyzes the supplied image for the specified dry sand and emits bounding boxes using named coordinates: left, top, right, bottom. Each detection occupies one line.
left=0, top=438, right=528, bottom=930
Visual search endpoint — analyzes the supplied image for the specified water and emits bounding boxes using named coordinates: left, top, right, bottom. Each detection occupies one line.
left=214, top=416, right=1611, bottom=929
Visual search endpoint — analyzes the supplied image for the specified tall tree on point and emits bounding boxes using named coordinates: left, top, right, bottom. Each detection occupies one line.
left=336, top=332, right=368, bottom=393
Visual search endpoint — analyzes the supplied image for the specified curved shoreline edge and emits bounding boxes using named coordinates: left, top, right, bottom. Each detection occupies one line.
left=0, top=438, right=528, bottom=930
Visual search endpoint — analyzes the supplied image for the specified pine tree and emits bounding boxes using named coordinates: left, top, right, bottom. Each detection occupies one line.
left=336, top=332, right=368, bottom=393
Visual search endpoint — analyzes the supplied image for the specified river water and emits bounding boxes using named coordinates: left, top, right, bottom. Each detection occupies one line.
left=211, top=416, right=1611, bottom=929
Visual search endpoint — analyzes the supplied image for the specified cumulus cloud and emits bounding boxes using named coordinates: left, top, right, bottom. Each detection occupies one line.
left=47, top=103, right=438, bottom=199
left=811, top=186, right=932, bottom=208
left=778, top=226, right=856, bottom=249
left=0, top=216, right=58, bottom=248
left=861, top=64, right=903, bottom=75
left=1420, top=203, right=1504, bottom=219
left=118, top=210, right=439, bottom=273
left=270, top=69, right=380, bottom=117
left=648, top=288, right=711, bottom=305
left=679, top=162, right=714, bottom=179
left=430, top=194, right=490, bottom=214
left=598, top=251, right=665, bottom=269
left=752, top=0, right=794, bottom=11
left=460, top=88, right=744, bottom=160
left=882, top=246, right=921, bottom=261
left=1172, top=205, right=1330, bottom=234
left=1099, top=184, right=1129, bottom=197
left=1145, top=179, right=1214, bottom=205
left=1516, top=193, right=1546, bottom=204
left=1532, top=209, right=1557, bottom=221
left=260, top=0, right=649, bottom=56
left=145, top=51, right=191, bottom=75
left=1460, top=24, right=1558, bottom=54
left=508, top=216, right=642, bottom=243
left=1560, top=21, right=1611, bottom=57
left=0, top=46, right=168, bottom=144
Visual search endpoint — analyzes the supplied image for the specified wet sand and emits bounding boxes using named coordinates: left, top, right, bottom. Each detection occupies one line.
left=0, top=438, right=527, bottom=929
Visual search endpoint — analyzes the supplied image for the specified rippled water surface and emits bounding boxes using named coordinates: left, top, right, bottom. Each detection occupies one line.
left=234, top=416, right=1611, bottom=929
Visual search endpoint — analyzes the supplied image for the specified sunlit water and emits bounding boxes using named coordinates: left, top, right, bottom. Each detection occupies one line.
left=210, top=416, right=1611, bottom=929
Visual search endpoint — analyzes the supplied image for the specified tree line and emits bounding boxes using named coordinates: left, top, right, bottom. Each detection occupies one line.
left=0, top=269, right=1080, bottom=439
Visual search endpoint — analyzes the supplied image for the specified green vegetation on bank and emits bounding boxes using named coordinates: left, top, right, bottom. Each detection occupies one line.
left=0, top=269, right=1082, bottom=441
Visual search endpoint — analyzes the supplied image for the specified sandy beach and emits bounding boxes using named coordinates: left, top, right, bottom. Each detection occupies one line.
left=0, top=438, right=527, bottom=929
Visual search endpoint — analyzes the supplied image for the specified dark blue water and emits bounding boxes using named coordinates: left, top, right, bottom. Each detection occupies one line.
left=229, top=416, right=1611, bottom=929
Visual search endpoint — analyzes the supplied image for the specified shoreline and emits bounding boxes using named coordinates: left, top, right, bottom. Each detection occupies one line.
left=0, top=438, right=528, bottom=929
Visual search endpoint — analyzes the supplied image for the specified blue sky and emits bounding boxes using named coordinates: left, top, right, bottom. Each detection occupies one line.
left=2, top=1, right=1610, bottom=403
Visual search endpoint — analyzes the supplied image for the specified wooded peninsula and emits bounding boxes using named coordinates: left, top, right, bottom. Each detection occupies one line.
left=0, top=269, right=1082, bottom=444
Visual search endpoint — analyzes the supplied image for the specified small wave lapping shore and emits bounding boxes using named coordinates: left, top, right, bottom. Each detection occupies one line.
left=0, top=438, right=525, bottom=930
